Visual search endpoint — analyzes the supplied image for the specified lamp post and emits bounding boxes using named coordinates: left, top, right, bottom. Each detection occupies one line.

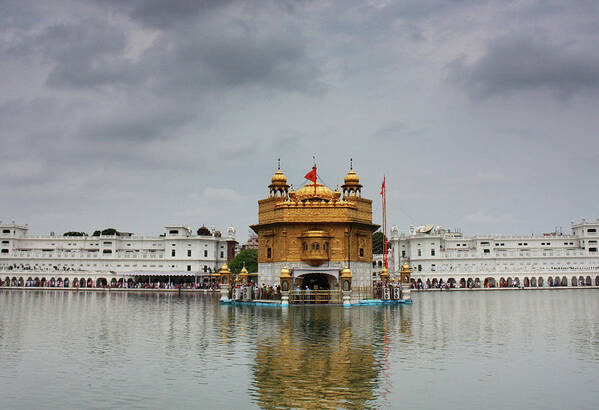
left=341, top=266, right=352, bottom=306
left=280, top=266, right=291, bottom=306
left=218, top=264, right=231, bottom=301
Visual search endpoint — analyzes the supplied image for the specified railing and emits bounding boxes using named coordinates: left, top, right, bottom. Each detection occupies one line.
left=290, top=290, right=342, bottom=304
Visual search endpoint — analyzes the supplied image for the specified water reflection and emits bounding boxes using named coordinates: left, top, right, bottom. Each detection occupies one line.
left=245, top=306, right=412, bottom=409
left=1, top=290, right=598, bottom=409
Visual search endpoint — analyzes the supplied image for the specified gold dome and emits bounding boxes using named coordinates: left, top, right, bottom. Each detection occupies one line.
left=219, top=264, right=230, bottom=274
left=270, top=159, right=288, bottom=185
left=240, top=264, right=248, bottom=275
left=380, top=267, right=389, bottom=279
left=344, top=169, right=360, bottom=185
left=400, top=262, right=411, bottom=273
left=295, top=182, right=334, bottom=201
left=271, top=169, right=287, bottom=185
left=341, top=266, right=352, bottom=278
left=343, top=158, right=361, bottom=185
left=280, top=266, right=291, bottom=278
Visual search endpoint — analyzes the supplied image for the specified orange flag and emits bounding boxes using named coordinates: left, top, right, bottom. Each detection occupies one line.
left=380, top=177, right=385, bottom=195
left=304, top=167, right=317, bottom=183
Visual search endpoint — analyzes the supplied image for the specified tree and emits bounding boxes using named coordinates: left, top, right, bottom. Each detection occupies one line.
left=63, top=231, right=87, bottom=236
left=92, top=228, right=119, bottom=236
left=228, top=248, right=258, bottom=274
left=372, top=231, right=391, bottom=254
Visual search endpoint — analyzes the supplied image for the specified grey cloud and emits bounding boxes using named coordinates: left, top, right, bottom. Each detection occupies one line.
left=94, top=0, right=235, bottom=30
left=78, top=103, right=195, bottom=142
left=449, top=34, right=599, bottom=99
left=142, top=19, right=323, bottom=98
left=21, top=18, right=134, bottom=89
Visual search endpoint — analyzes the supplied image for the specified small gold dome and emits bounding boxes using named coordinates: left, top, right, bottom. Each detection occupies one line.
left=271, top=169, right=287, bottom=185
left=344, top=169, right=360, bottom=185
left=270, top=159, right=288, bottom=186
left=380, top=267, right=389, bottom=278
left=240, top=265, right=248, bottom=275
left=341, top=266, right=352, bottom=278
left=219, top=264, right=230, bottom=274
left=280, top=266, right=291, bottom=278
left=400, top=262, right=411, bottom=273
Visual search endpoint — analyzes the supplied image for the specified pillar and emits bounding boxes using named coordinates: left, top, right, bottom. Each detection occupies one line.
left=219, top=264, right=231, bottom=301
left=340, top=266, right=352, bottom=306
left=280, top=266, right=291, bottom=306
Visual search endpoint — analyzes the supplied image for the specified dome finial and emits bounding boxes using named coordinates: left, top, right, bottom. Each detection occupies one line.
left=350, top=157, right=353, bottom=170
left=277, top=158, right=281, bottom=170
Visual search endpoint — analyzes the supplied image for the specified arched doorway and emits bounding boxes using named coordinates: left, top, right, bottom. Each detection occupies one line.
left=572, top=276, right=577, bottom=286
left=595, top=276, right=599, bottom=286
left=87, top=278, right=93, bottom=288
left=561, top=276, right=567, bottom=287
left=586, top=276, right=592, bottom=286
left=507, top=277, right=513, bottom=287
left=484, top=277, right=496, bottom=288
left=300, top=273, right=331, bottom=290
left=79, top=278, right=86, bottom=288
left=579, top=276, right=584, bottom=286
left=538, top=277, right=544, bottom=287
left=548, top=277, right=554, bottom=287
left=459, top=278, right=466, bottom=288
left=110, top=278, right=117, bottom=287
left=96, top=278, right=107, bottom=287
left=523, top=277, right=530, bottom=287
left=531, top=277, right=537, bottom=287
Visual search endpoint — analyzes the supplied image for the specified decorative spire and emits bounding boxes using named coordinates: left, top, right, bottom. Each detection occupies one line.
left=350, top=157, right=353, bottom=170
left=277, top=158, right=281, bottom=170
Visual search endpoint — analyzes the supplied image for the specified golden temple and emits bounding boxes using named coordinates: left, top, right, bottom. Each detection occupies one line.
left=250, top=160, right=379, bottom=296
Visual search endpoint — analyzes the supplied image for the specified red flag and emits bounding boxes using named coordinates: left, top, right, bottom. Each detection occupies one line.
left=380, top=177, right=385, bottom=195
left=304, top=167, right=317, bottom=183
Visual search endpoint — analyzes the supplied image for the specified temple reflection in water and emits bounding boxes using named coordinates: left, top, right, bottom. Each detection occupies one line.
left=238, top=305, right=413, bottom=408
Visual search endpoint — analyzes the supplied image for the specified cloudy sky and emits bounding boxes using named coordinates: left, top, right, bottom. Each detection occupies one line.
left=2, top=0, right=598, bottom=242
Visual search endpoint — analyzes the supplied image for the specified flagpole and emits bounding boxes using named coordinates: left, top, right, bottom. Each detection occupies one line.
left=314, top=165, right=317, bottom=195
left=382, top=176, right=387, bottom=270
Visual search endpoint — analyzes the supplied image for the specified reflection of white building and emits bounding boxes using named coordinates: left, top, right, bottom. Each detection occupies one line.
left=389, top=219, right=599, bottom=288
left=0, top=222, right=237, bottom=287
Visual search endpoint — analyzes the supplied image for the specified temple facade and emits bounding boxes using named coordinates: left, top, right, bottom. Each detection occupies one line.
left=250, top=161, right=379, bottom=296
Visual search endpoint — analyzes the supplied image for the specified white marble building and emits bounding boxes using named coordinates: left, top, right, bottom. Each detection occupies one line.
left=388, top=218, right=599, bottom=288
left=0, top=222, right=237, bottom=287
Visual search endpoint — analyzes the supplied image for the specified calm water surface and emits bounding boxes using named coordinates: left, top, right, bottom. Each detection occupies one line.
left=1, top=290, right=598, bottom=409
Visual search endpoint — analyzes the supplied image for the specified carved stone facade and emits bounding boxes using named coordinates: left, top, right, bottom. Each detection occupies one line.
left=250, top=162, right=379, bottom=295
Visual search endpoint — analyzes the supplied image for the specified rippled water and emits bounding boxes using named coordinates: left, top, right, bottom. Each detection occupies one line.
left=1, top=290, right=598, bottom=409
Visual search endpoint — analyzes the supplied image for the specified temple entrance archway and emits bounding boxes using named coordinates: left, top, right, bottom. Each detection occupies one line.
left=300, top=273, right=332, bottom=290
